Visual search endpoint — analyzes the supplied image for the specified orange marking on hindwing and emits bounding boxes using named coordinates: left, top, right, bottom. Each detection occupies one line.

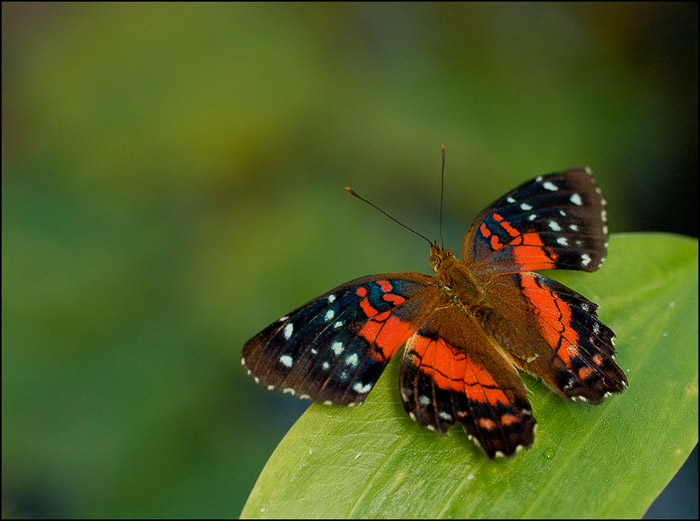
left=562, top=345, right=580, bottom=365
left=410, top=334, right=508, bottom=406
left=578, top=366, right=594, bottom=380
left=409, top=335, right=464, bottom=393
left=500, top=413, right=519, bottom=426
left=464, top=357, right=509, bottom=405
left=478, top=418, right=497, bottom=430
left=520, top=274, right=579, bottom=367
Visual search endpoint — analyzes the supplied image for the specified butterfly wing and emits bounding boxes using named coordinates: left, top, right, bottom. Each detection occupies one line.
left=399, top=302, right=536, bottom=459
left=242, top=273, right=442, bottom=405
left=462, top=167, right=608, bottom=274
left=460, top=167, right=626, bottom=402
left=482, top=272, right=627, bottom=403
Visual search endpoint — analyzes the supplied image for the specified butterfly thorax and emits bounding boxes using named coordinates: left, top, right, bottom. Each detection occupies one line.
left=429, top=242, right=487, bottom=310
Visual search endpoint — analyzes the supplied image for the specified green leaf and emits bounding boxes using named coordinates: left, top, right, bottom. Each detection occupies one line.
left=241, top=233, right=698, bottom=519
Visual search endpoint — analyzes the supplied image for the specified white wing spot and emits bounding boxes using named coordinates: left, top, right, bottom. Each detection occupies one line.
left=529, top=214, right=537, bottom=221
left=556, top=237, right=569, bottom=246
left=278, top=315, right=289, bottom=322
left=310, top=348, right=318, bottom=355
left=332, top=342, right=344, bottom=355
left=559, top=210, right=567, bottom=217
left=324, top=309, right=335, bottom=322
left=507, top=196, right=516, bottom=203
left=570, top=193, right=583, bottom=206
left=536, top=176, right=543, bottom=182
left=283, top=323, right=294, bottom=340
left=543, top=181, right=558, bottom=191
left=322, top=361, right=330, bottom=370
left=439, top=411, right=453, bottom=421
left=345, top=353, right=359, bottom=367
left=328, top=294, right=336, bottom=303
left=419, top=395, right=431, bottom=405
left=333, top=320, right=344, bottom=329
left=279, top=355, right=293, bottom=368
left=569, top=224, right=579, bottom=231
left=548, top=220, right=562, bottom=231
left=581, top=253, right=592, bottom=266
left=353, top=382, right=372, bottom=393
left=283, top=388, right=296, bottom=396
left=520, top=202, right=533, bottom=211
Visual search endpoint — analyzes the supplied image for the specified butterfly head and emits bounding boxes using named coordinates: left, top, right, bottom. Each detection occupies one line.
left=429, top=242, right=456, bottom=272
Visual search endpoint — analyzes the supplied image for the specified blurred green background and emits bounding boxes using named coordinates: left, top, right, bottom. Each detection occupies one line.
left=2, top=3, right=697, bottom=518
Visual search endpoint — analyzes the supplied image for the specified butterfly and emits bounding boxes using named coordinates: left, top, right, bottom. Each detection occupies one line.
left=242, top=166, right=627, bottom=458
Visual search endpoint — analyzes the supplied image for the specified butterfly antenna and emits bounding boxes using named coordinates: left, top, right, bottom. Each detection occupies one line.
left=344, top=187, right=433, bottom=246
left=439, top=144, right=446, bottom=248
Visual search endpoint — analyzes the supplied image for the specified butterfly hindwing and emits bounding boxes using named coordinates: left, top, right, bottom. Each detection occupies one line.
left=482, top=272, right=627, bottom=404
left=399, top=303, right=536, bottom=458
left=462, top=167, right=608, bottom=274
left=242, top=273, right=439, bottom=405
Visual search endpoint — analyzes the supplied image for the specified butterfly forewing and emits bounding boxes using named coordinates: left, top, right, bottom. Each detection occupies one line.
left=462, top=168, right=608, bottom=274
left=242, top=273, right=438, bottom=405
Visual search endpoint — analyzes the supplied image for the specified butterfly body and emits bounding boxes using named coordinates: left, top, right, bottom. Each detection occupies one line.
left=242, top=167, right=627, bottom=458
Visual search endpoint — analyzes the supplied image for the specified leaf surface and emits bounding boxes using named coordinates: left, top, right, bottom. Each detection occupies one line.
left=241, top=233, right=698, bottom=519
